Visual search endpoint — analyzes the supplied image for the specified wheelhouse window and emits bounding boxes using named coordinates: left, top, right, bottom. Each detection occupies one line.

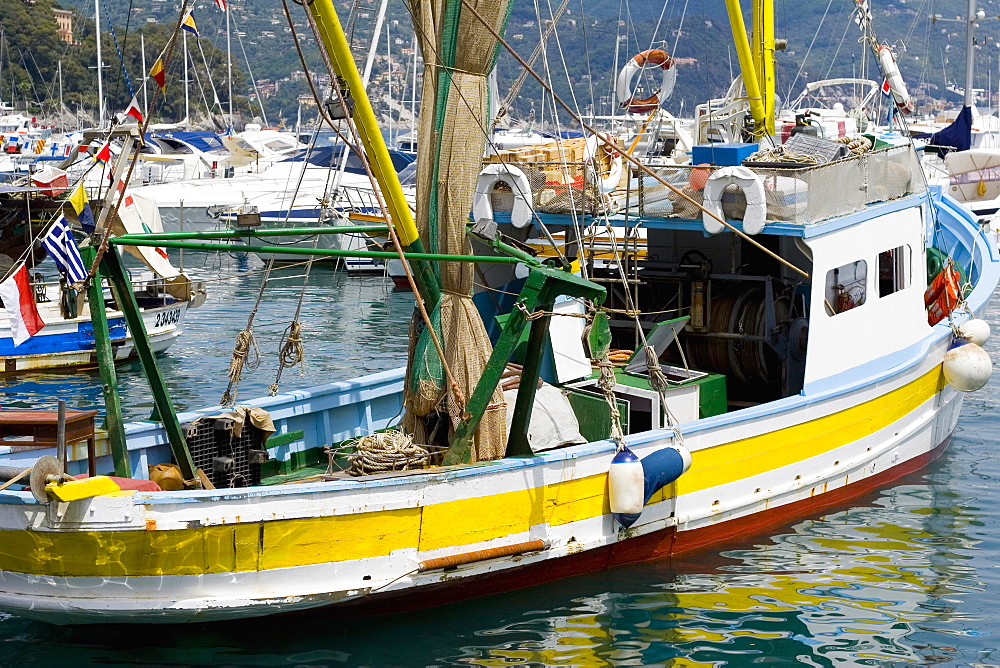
left=826, top=260, right=867, bottom=315
left=878, top=245, right=910, bottom=297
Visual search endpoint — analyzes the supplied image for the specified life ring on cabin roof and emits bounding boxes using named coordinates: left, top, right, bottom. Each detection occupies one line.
left=701, top=166, right=767, bottom=235
left=473, top=163, right=534, bottom=228
left=616, top=49, right=677, bottom=114
left=584, top=134, right=623, bottom=193
left=877, top=45, right=914, bottom=115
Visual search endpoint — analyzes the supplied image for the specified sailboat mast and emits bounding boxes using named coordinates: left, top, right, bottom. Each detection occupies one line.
left=410, top=33, right=417, bottom=144
left=184, top=30, right=190, bottom=125
left=724, top=0, right=767, bottom=132
left=141, top=33, right=148, bottom=112
left=226, top=4, right=233, bottom=123
left=94, top=0, right=104, bottom=128
left=965, top=0, right=977, bottom=108
left=752, top=0, right=775, bottom=134
left=94, top=0, right=105, bottom=126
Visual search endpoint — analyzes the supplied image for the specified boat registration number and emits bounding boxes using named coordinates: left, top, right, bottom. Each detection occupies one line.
left=155, top=308, right=181, bottom=328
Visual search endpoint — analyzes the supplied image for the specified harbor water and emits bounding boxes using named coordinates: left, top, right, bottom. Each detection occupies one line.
left=1, top=254, right=1000, bottom=666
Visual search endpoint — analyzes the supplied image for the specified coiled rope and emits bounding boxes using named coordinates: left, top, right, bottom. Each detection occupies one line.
left=345, top=431, right=432, bottom=476
left=221, top=329, right=261, bottom=405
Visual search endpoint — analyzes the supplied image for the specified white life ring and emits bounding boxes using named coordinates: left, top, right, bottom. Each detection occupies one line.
left=702, top=166, right=767, bottom=235
left=473, top=163, right=534, bottom=228
left=616, top=49, right=677, bottom=114
left=877, top=45, right=913, bottom=115
left=584, top=134, right=623, bottom=193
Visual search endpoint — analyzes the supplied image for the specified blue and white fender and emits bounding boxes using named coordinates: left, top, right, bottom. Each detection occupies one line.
left=702, top=166, right=767, bottom=236
left=609, top=444, right=692, bottom=528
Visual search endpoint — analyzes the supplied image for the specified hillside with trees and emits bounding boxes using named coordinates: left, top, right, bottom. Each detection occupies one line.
left=6, top=0, right=1000, bottom=130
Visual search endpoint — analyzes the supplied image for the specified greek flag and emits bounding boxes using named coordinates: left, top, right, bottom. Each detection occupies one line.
left=42, top=216, right=89, bottom=284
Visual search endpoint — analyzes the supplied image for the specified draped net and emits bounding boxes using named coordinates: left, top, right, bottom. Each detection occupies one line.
left=402, top=0, right=513, bottom=461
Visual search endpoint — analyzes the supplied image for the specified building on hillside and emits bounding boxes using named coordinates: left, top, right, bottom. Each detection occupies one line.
left=53, top=9, right=73, bottom=44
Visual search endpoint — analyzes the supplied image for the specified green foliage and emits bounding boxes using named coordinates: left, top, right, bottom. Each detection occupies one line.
left=14, top=0, right=996, bottom=127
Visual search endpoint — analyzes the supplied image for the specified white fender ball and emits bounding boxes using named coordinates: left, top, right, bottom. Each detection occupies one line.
left=958, top=318, right=991, bottom=346
left=943, top=341, right=993, bottom=392
left=608, top=447, right=644, bottom=515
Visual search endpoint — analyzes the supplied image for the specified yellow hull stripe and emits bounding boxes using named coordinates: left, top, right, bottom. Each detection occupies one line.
left=0, top=368, right=944, bottom=578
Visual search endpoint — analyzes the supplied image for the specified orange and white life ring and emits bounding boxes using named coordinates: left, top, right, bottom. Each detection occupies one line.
left=877, top=45, right=914, bottom=115
left=584, top=134, right=623, bottom=193
left=616, top=49, right=677, bottom=114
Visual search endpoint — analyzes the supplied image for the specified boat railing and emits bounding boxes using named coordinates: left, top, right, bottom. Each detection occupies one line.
left=480, top=143, right=924, bottom=226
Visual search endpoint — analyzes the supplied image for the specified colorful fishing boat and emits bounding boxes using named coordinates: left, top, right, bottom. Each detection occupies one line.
left=0, top=0, right=997, bottom=626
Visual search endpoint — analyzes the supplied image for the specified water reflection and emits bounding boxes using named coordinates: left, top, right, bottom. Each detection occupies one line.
left=2, top=264, right=1000, bottom=666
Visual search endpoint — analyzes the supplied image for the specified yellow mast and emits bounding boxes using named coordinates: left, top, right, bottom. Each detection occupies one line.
left=752, top=0, right=776, bottom=135
left=724, top=0, right=768, bottom=134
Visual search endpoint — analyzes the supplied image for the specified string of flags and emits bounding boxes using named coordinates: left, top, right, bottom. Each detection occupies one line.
left=0, top=213, right=89, bottom=346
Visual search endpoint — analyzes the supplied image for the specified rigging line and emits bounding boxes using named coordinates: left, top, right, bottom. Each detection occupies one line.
left=27, top=51, right=54, bottom=103
left=543, top=0, right=583, bottom=121
left=83, top=1, right=191, bottom=286
left=229, top=10, right=269, bottom=125
left=649, top=0, right=671, bottom=53
left=302, top=9, right=468, bottom=414
left=672, top=0, right=691, bottom=56
left=820, top=4, right=855, bottom=83
left=188, top=42, right=214, bottom=117
left=15, top=50, right=41, bottom=111
left=784, top=0, right=836, bottom=99
left=102, top=0, right=134, bottom=98
left=491, top=0, right=572, bottom=132
left=196, top=39, right=224, bottom=112
left=460, top=0, right=811, bottom=280
left=578, top=0, right=596, bottom=117
left=539, top=0, right=592, bottom=272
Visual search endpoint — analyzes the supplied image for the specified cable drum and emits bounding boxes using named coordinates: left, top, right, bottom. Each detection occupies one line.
left=685, top=288, right=785, bottom=394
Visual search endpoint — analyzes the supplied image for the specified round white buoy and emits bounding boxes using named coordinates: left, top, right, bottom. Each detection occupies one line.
left=608, top=447, right=644, bottom=516
left=943, top=341, right=993, bottom=392
left=958, top=318, right=991, bottom=346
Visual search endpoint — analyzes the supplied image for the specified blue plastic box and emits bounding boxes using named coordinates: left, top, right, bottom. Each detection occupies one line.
left=691, top=142, right=759, bottom=166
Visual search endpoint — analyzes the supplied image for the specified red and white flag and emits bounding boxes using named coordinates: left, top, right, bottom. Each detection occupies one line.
left=214, top=0, right=227, bottom=10
left=124, top=96, right=144, bottom=123
left=0, top=265, right=45, bottom=346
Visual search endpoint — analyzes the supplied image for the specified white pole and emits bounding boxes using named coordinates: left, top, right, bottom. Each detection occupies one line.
left=410, top=33, right=417, bottom=146
left=184, top=30, right=190, bottom=126
left=965, top=0, right=977, bottom=108
left=141, top=33, right=148, bottom=112
left=95, top=0, right=105, bottom=126
left=386, top=19, right=392, bottom=144
left=58, top=60, right=63, bottom=120
left=226, top=4, right=233, bottom=124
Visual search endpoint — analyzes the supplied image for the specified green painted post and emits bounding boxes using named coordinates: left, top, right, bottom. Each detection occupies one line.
left=505, top=298, right=555, bottom=457
left=441, top=275, right=540, bottom=465
left=81, top=246, right=130, bottom=477
left=442, top=267, right=607, bottom=465
left=100, top=250, right=198, bottom=481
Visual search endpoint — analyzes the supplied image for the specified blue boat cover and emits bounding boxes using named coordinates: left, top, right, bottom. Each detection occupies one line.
left=281, top=145, right=415, bottom=174
left=914, top=106, right=972, bottom=157
left=147, top=131, right=227, bottom=153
